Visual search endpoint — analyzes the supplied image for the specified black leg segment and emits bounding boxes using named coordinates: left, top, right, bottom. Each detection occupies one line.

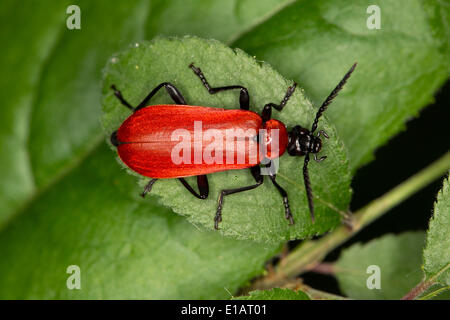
left=110, top=82, right=187, bottom=112
left=261, top=82, right=297, bottom=123
left=189, top=63, right=250, bottom=110
left=141, top=179, right=158, bottom=197
left=178, top=175, right=209, bottom=200
left=302, top=154, right=315, bottom=222
left=111, top=85, right=134, bottom=110
left=135, top=82, right=187, bottom=111
left=214, top=165, right=263, bottom=229
left=268, top=174, right=294, bottom=225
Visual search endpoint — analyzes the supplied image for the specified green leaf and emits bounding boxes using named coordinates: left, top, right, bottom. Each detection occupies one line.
left=102, top=37, right=351, bottom=242
left=146, top=0, right=295, bottom=43
left=0, top=0, right=69, bottom=228
left=336, top=177, right=450, bottom=300
left=0, top=0, right=290, bottom=228
left=0, top=0, right=288, bottom=299
left=0, top=0, right=150, bottom=228
left=0, top=144, right=278, bottom=299
left=2, top=0, right=445, bottom=299
left=423, top=174, right=450, bottom=285
left=335, top=232, right=425, bottom=299
left=233, top=0, right=450, bottom=170
left=234, top=288, right=310, bottom=300
left=420, top=285, right=450, bottom=300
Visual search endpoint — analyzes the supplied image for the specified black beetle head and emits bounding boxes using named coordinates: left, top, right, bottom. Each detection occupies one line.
left=287, top=125, right=323, bottom=157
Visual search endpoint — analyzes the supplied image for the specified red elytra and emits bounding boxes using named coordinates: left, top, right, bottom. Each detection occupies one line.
left=109, top=62, right=356, bottom=229
left=116, top=105, right=288, bottom=178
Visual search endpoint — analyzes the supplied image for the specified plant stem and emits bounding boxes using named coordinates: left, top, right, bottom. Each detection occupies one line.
left=247, top=277, right=348, bottom=300
left=401, top=262, right=450, bottom=300
left=401, top=279, right=434, bottom=300
left=308, top=262, right=335, bottom=275
left=300, top=285, right=348, bottom=300
left=251, top=151, right=450, bottom=290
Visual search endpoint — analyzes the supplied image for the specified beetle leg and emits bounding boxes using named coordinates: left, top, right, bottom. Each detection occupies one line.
left=268, top=173, right=294, bottom=225
left=141, top=179, right=158, bottom=197
left=261, top=83, right=297, bottom=123
left=214, top=165, right=263, bottom=229
left=178, top=175, right=209, bottom=200
left=110, top=85, right=134, bottom=110
left=303, top=154, right=315, bottom=222
left=189, top=63, right=250, bottom=110
left=261, top=104, right=272, bottom=123
left=110, top=82, right=187, bottom=112
left=135, top=82, right=187, bottom=111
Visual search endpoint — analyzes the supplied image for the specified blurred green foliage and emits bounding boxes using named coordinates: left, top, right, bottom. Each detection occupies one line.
left=0, top=0, right=448, bottom=299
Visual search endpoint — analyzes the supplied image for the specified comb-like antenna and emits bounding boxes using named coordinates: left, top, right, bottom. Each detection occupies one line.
left=302, top=154, right=315, bottom=222
left=311, top=62, right=357, bottom=133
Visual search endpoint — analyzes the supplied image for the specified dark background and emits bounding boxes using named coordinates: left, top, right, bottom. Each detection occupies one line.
left=303, top=80, right=450, bottom=294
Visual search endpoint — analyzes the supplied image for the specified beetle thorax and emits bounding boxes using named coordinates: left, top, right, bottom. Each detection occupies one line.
left=261, top=119, right=289, bottom=159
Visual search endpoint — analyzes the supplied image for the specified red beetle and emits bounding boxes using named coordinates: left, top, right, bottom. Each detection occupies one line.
left=110, top=63, right=356, bottom=229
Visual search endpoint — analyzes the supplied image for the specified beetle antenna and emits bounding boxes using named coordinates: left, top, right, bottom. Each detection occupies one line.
left=302, top=154, right=315, bottom=222
left=311, top=62, right=357, bottom=133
